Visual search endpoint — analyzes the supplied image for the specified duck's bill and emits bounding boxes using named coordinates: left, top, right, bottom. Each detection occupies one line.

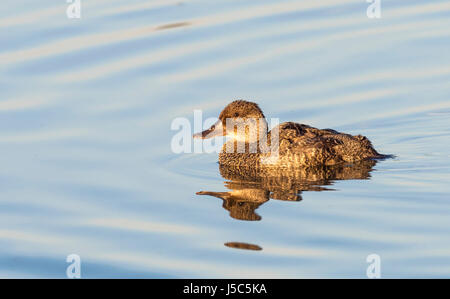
left=193, top=120, right=224, bottom=139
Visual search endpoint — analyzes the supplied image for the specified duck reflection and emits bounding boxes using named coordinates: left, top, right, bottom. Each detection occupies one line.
left=224, top=242, right=263, bottom=251
left=197, top=159, right=377, bottom=221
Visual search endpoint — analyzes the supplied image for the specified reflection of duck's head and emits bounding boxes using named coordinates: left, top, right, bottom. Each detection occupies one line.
left=196, top=188, right=269, bottom=221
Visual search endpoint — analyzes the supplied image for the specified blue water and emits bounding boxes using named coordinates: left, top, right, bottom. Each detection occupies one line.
left=0, top=0, right=449, bottom=278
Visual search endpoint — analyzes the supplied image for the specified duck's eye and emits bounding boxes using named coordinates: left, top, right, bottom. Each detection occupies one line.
left=211, top=125, right=215, bottom=130
left=233, top=112, right=239, bottom=117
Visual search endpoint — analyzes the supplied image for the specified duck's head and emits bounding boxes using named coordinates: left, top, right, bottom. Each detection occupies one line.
left=193, top=100, right=267, bottom=142
left=196, top=188, right=269, bottom=221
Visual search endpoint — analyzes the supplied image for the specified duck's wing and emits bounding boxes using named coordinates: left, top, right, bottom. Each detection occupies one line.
left=268, top=122, right=382, bottom=165
left=268, top=122, right=339, bottom=156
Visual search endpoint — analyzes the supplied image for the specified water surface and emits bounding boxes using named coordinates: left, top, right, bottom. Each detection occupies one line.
left=0, top=0, right=449, bottom=278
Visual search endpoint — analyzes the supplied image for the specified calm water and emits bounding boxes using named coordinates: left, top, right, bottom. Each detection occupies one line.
left=1, top=0, right=450, bottom=278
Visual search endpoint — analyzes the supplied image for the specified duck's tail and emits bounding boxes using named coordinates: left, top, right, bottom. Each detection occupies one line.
left=372, top=153, right=395, bottom=160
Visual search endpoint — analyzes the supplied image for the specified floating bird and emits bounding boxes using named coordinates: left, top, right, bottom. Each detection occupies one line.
left=194, top=100, right=388, bottom=167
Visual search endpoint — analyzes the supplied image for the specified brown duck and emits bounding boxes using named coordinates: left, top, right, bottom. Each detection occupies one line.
left=194, top=100, right=388, bottom=167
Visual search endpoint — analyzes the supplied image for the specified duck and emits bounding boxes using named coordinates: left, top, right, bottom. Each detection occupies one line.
left=193, top=100, right=388, bottom=168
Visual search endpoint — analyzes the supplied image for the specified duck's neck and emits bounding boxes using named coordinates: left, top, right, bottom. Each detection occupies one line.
left=223, top=139, right=264, bottom=154
left=223, top=119, right=269, bottom=154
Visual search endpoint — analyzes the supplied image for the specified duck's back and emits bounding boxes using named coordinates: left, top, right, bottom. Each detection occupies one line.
left=269, top=122, right=383, bottom=166
left=219, top=122, right=385, bottom=167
